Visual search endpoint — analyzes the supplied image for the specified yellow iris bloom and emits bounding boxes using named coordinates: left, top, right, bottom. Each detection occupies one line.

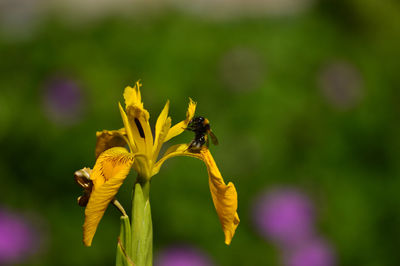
left=81, top=81, right=239, bottom=247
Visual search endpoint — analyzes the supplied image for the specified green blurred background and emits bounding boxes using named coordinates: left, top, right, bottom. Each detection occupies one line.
left=1, top=0, right=400, bottom=265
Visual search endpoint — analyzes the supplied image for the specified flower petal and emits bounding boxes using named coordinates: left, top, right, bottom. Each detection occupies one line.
left=83, top=147, right=134, bottom=247
left=126, top=106, right=153, bottom=156
left=152, top=100, right=171, bottom=161
left=123, top=81, right=144, bottom=109
left=164, top=98, right=196, bottom=142
left=95, top=129, right=128, bottom=158
left=153, top=145, right=239, bottom=245
left=152, top=144, right=201, bottom=176
left=119, top=103, right=137, bottom=153
left=122, top=82, right=154, bottom=156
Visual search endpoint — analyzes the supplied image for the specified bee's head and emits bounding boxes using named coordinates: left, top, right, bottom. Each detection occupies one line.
left=189, top=116, right=210, bottom=129
left=189, top=116, right=203, bottom=126
left=191, top=116, right=204, bottom=123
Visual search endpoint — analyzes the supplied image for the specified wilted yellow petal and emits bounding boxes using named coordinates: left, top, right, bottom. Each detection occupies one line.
left=153, top=145, right=239, bottom=245
left=164, top=98, right=196, bottom=142
left=83, top=147, right=134, bottom=246
left=200, top=149, right=239, bottom=245
left=95, top=129, right=128, bottom=158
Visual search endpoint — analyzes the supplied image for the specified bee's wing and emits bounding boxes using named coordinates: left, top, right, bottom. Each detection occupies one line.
left=209, top=130, right=219, bottom=145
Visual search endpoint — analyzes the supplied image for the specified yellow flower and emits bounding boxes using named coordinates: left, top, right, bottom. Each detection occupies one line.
left=80, top=81, right=239, bottom=246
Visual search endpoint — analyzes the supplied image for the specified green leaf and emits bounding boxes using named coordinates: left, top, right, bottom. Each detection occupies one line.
left=116, top=216, right=134, bottom=266
left=131, top=182, right=153, bottom=266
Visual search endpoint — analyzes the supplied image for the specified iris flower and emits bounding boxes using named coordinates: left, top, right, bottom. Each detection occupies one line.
left=79, top=81, right=239, bottom=247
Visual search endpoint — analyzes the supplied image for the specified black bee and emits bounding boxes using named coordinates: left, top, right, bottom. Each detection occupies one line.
left=186, top=116, right=219, bottom=150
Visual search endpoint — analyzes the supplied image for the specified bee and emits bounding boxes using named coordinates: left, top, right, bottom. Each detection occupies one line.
left=186, top=116, right=219, bottom=150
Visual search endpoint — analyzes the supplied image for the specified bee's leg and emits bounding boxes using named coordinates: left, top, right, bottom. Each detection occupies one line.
left=186, top=140, right=195, bottom=151
left=205, top=135, right=210, bottom=148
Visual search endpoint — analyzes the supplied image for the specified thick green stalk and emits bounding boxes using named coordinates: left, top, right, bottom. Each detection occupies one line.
left=131, top=180, right=153, bottom=266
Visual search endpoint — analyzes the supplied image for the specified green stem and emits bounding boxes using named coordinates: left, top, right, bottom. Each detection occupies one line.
left=115, top=178, right=152, bottom=266
left=130, top=180, right=153, bottom=266
left=140, top=180, right=150, bottom=200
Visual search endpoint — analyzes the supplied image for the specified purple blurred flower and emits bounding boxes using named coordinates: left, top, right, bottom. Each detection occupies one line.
left=283, top=238, right=335, bottom=266
left=155, top=245, right=214, bottom=266
left=253, top=187, right=315, bottom=247
left=0, top=208, right=40, bottom=264
left=42, top=75, right=85, bottom=125
left=318, top=61, right=363, bottom=110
